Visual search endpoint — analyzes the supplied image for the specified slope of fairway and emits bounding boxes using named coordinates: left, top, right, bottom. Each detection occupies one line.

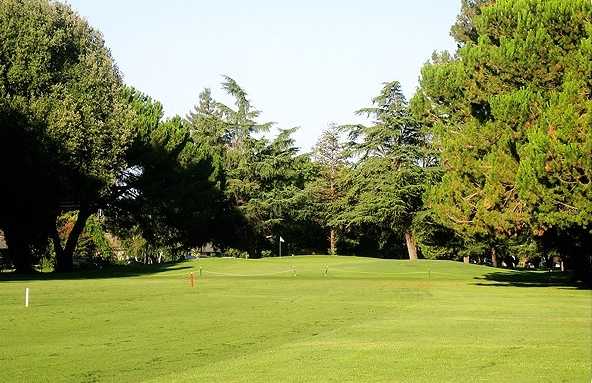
left=0, top=256, right=590, bottom=382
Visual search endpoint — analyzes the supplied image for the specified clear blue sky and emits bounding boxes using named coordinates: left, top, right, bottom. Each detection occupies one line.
left=68, top=0, right=460, bottom=151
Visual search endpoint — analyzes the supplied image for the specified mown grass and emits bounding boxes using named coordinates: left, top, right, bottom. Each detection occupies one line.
left=0, top=256, right=590, bottom=382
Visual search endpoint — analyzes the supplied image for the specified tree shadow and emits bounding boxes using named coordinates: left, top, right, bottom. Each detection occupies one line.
left=0, top=261, right=193, bottom=282
left=473, top=269, right=589, bottom=289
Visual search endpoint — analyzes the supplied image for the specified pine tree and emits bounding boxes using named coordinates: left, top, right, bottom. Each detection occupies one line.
left=339, top=81, right=427, bottom=260
left=415, top=0, right=592, bottom=274
left=310, top=125, right=348, bottom=254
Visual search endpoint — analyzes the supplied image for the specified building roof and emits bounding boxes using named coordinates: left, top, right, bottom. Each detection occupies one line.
left=199, top=242, right=217, bottom=253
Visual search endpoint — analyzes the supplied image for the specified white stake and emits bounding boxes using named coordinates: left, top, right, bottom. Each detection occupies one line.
left=25, top=288, right=29, bottom=307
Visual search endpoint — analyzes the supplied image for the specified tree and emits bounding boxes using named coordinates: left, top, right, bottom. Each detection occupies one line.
left=194, top=78, right=275, bottom=254
left=215, top=75, right=272, bottom=149
left=187, top=78, right=324, bottom=256
left=309, top=125, right=347, bottom=254
left=415, top=0, right=592, bottom=276
left=186, top=87, right=228, bottom=161
left=224, top=127, right=320, bottom=256
left=106, top=88, right=227, bottom=258
left=338, top=81, right=427, bottom=260
left=0, top=0, right=134, bottom=271
left=450, top=0, right=494, bottom=47
left=54, top=212, right=114, bottom=268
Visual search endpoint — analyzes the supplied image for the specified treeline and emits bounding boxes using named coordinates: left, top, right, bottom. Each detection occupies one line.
left=0, top=0, right=590, bottom=282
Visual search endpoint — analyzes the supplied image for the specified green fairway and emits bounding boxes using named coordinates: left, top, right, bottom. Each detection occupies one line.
left=1, top=256, right=590, bottom=382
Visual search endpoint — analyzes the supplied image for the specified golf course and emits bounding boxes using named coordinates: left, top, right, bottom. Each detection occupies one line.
left=1, top=0, right=592, bottom=382
left=1, top=256, right=589, bottom=382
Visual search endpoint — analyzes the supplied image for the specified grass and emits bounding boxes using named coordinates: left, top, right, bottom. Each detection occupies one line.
left=0, top=256, right=590, bottom=382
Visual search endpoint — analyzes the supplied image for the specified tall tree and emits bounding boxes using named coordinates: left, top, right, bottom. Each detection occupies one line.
left=0, top=0, right=135, bottom=271
left=188, top=78, right=322, bottom=256
left=338, top=81, right=427, bottom=260
left=450, top=0, right=494, bottom=47
left=415, top=0, right=592, bottom=275
left=186, top=88, right=228, bottom=156
left=309, top=125, right=347, bottom=254
left=106, top=88, right=227, bottom=257
left=215, top=75, right=272, bottom=149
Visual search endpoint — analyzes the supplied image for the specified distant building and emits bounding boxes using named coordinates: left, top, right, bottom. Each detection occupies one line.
left=104, top=233, right=126, bottom=260
left=0, top=230, right=8, bottom=270
left=0, top=230, right=6, bottom=250
left=194, top=242, right=219, bottom=257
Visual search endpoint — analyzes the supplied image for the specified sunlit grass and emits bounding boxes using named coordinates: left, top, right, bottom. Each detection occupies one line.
left=1, top=256, right=589, bottom=382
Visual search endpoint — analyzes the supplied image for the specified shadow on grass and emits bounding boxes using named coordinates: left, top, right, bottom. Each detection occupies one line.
left=473, top=269, right=589, bottom=289
left=0, top=262, right=193, bottom=282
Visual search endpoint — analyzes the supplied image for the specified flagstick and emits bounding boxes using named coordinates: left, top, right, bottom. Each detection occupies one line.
left=25, top=288, right=29, bottom=307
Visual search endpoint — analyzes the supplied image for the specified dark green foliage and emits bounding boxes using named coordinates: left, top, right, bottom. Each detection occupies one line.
left=307, top=126, right=348, bottom=254
left=54, top=212, right=114, bottom=269
left=415, top=0, right=592, bottom=278
left=223, top=129, right=322, bottom=255
left=0, top=0, right=134, bottom=271
left=2, top=0, right=590, bottom=279
left=188, top=78, right=325, bottom=256
left=337, top=81, right=430, bottom=259
left=412, top=211, right=462, bottom=260
left=106, top=88, right=227, bottom=256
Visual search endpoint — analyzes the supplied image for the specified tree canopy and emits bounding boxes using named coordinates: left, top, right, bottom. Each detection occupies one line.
left=335, top=81, right=430, bottom=260
left=414, top=0, right=592, bottom=275
left=0, top=0, right=135, bottom=271
left=0, top=0, right=589, bottom=282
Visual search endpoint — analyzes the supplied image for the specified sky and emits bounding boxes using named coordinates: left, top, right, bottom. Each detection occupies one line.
left=68, top=0, right=461, bottom=152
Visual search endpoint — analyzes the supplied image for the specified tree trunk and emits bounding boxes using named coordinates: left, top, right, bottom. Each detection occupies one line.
left=328, top=175, right=337, bottom=256
left=491, top=247, right=498, bottom=268
left=50, top=225, right=64, bottom=266
left=329, top=229, right=336, bottom=255
left=405, top=231, right=418, bottom=260
left=463, top=255, right=469, bottom=264
left=55, top=207, right=91, bottom=272
left=3, top=225, right=34, bottom=273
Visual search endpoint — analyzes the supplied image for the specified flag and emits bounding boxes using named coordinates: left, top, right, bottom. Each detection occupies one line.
left=279, top=236, right=285, bottom=243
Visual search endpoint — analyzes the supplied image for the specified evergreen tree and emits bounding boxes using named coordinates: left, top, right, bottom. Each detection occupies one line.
left=308, top=125, right=348, bottom=254
left=338, top=81, right=427, bottom=260
left=188, top=79, right=323, bottom=256
left=415, top=0, right=592, bottom=275
left=106, top=88, right=227, bottom=257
